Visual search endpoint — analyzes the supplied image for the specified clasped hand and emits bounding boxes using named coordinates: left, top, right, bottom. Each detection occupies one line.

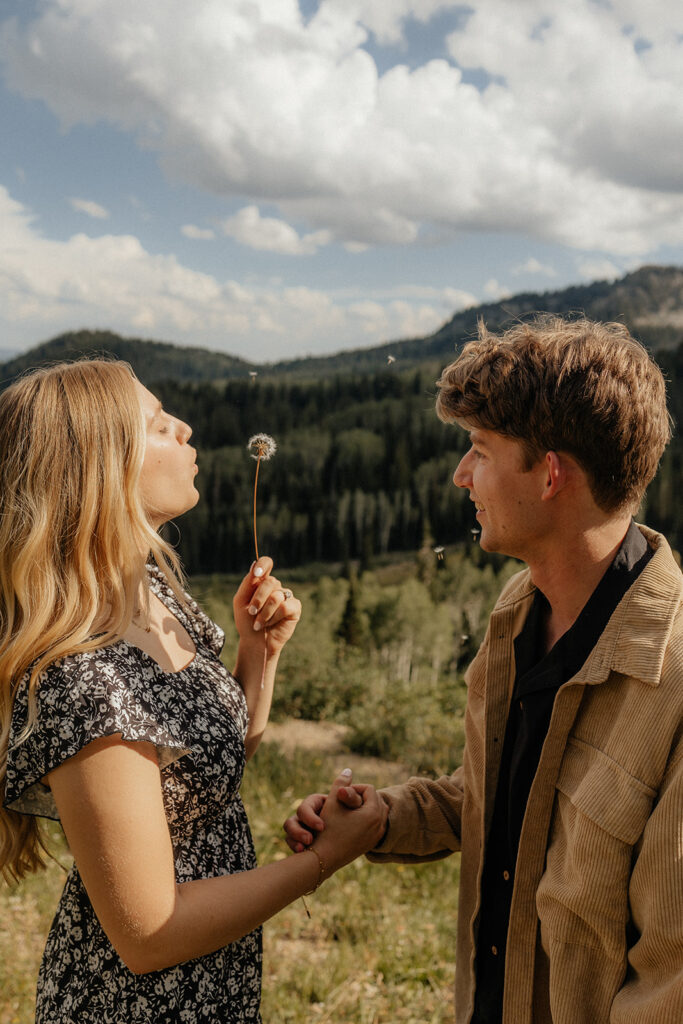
left=283, top=771, right=388, bottom=870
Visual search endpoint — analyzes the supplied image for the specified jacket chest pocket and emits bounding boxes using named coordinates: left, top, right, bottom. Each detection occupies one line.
left=537, top=738, right=657, bottom=959
left=555, top=737, right=656, bottom=845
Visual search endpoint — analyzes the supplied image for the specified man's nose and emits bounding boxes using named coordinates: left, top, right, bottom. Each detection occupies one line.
left=453, top=451, right=472, bottom=489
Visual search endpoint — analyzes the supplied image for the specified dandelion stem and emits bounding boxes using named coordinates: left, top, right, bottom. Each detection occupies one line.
left=253, top=455, right=261, bottom=561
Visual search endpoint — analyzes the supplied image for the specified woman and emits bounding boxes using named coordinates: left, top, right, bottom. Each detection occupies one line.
left=0, top=360, right=385, bottom=1023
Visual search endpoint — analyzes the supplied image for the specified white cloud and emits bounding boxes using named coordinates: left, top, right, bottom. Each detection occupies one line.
left=221, top=206, right=331, bottom=255
left=181, top=224, right=216, bottom=240
left=576, top=258, right=622, bottom=282
left=69, top=197, right=110, bottom=219
left=483, top=278, right=511, bottom=300
left=1, top=0, right=681, bottom=259
left=512, top=257, right=556, bottom=277
left=0, top=185, right=465, bottom=359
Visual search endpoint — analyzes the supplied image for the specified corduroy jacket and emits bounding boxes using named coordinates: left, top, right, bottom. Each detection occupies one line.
left=369, top=526, right=683, bottom=1023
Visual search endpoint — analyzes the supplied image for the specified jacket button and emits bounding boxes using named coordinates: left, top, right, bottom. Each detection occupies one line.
left=491, top=945, right=498, bottom=956
left=503, top=870, right=510, bottom=881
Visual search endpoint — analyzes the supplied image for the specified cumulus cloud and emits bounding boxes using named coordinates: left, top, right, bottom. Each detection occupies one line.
left=182, top=224, right=216, bottom=240
left=576, top=258, right=623, bottom=282
left=512, top=257, right=556, bottom=277
left=483, top=278, right=511, bottom=300
left=1, top=0, right=681, bottom=257
left=0, top=185, right=468, bottom=358
left=69, top=197, right=110, bottom=219
left=221, top=206, right=331, bottom=255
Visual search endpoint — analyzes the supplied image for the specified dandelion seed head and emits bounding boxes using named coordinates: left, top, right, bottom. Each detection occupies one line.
left=248, top=433, right=277, bottom=461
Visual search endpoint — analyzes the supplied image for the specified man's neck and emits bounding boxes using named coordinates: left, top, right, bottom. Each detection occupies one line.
left=528, top=515, right=633, bottom=652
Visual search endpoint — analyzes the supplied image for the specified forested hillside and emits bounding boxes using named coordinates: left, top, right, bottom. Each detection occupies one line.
left=2, top=265, right=681, bottom=574
left=154, top=366, right=473, bottom=572
left=156, top=353, right=682, bottom=574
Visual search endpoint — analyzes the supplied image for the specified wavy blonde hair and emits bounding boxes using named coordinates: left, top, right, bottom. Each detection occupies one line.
left=0, top=359, right=189, bottom=882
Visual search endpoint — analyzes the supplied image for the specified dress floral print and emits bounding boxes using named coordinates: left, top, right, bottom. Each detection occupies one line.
left=4, top=567, right=262, bottom=1023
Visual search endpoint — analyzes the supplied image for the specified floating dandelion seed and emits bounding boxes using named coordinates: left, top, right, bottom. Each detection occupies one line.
left=433, top=545, right=445, bottom=561
left=470, top=528, right=481, bottom=540
left=247, top=434, right=277, bottom=560
left=387, top=354, right=396, bottom=364
left=249, top=370, right=258, bottom=379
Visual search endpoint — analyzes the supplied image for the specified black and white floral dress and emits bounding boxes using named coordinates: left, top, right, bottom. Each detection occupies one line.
left=4, top=567, right=262, bottom=1023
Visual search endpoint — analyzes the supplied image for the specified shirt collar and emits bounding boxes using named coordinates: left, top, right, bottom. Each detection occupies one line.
left=494, top=526, right=682, bottom=688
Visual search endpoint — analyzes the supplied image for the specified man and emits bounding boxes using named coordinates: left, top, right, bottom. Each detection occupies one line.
left=285, top=315, right=683, bottom=1023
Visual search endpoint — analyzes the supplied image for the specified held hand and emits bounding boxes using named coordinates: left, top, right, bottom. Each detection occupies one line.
left=283, top=792, right=326, bottom=853
left=283, top=776, right=365, bottom=853
left=306, top=771, right=388, bottom=877
left=233, top=557, right=302, bottom=657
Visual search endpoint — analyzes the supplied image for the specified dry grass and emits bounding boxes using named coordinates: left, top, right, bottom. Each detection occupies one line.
left=0, top=740, right=459, bottom=1024
left=0, top=823, right=72, bottom=1024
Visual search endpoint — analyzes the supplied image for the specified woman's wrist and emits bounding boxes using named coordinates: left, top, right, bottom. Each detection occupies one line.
left=233, top=644, right=280, bottom=686
left=302, top=845, right=328, bottom=894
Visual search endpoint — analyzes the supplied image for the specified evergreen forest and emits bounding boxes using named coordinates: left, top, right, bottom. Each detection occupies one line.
left=151, top=341, right=682, bottom=575
left=2, top=265, right=682, bottom=576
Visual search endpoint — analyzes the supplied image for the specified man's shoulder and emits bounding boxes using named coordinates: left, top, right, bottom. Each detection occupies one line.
left=494, top=565, right=535, bottom=607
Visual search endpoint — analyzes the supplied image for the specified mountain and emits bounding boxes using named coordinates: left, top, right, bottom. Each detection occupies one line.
left=1, top=265, right=682, bottom=386
left=262, top=265, right=683, bottom=379
left=0, top=329, right=258, bottom=385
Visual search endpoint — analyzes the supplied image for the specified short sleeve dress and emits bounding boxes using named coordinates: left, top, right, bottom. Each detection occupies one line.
left=3, top=567, right=262, bottom=1024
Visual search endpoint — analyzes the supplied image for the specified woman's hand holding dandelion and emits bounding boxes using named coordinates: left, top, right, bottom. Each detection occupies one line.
left=232, top=557, right=301, bottom=759
left=233, top=557, right=301, bottom=655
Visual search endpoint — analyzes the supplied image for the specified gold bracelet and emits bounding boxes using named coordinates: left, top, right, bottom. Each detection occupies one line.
left=303, top=845, right=326, bottom=895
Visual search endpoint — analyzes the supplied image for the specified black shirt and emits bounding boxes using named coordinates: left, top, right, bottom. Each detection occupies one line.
left=472, top=522, right=652, bottom=1023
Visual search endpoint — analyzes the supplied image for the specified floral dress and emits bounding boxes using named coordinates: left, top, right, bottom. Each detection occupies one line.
left=4, top=567, right=262, bottom=1023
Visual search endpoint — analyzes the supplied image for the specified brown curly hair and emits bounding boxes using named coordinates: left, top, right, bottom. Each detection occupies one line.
left=436, top=315, right=672, bottom=514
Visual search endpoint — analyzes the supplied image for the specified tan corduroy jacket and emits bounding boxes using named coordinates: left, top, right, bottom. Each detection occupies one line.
left=369, top=527, right=683, bottom=1023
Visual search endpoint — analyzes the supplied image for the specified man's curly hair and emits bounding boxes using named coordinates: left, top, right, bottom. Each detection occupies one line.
left=436, top=315, right=672, bottom=514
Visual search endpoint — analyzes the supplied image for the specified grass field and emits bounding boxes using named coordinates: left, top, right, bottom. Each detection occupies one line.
left=0, top=740, right=460, bottom=1024
left=0, top=555, right=506, bottom=1022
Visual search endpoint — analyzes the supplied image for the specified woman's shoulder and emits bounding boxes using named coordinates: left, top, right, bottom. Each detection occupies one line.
left=5, top=644, right=189, bottom=818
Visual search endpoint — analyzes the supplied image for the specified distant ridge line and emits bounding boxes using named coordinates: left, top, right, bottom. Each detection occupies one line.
left=2, top=264, right=682, bottom=386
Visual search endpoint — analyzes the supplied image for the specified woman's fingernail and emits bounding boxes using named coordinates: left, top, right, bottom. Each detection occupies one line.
left=253, top=566, right=264, bottom=577
left=340, top=768, right=352, bottom=777
left=248, top=605, right=258, bottom=616
left=253, top=621, right=262, bottom=631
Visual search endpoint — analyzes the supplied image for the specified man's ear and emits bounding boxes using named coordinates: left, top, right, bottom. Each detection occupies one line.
left=541, top=450, right=566, bottom=501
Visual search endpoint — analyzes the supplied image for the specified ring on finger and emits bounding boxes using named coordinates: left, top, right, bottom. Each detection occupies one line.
left=281, top=587, right=293, bottom=600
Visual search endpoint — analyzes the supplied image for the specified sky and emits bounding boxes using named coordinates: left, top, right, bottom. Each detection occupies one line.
left=1, top=0, right=682, bottom=363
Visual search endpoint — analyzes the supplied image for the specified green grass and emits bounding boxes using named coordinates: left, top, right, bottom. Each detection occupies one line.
left=3, top=558, right=502, bottom=1022
left=0, top=746, right=459, bottom=1024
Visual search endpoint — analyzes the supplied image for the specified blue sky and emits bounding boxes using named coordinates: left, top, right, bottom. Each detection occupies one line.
left=1, top=0, right=682, bottom=362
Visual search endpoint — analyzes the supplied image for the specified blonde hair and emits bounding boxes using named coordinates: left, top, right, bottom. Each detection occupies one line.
left=0, top=360, right=188, bottom=881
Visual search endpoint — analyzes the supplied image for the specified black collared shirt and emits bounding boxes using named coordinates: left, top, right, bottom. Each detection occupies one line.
left=472, top=522, right=652, bottom=1023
